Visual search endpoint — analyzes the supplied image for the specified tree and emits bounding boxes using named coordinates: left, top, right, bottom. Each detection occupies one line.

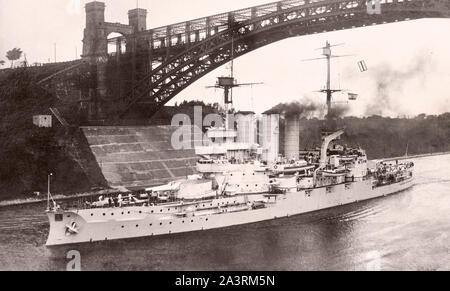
left=6, top=48, right=23, bottom=68
left=0, top=60, right=5, bottom=67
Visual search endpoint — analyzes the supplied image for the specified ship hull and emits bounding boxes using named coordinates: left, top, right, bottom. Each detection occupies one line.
left=46, top=178, right=413, bottom=247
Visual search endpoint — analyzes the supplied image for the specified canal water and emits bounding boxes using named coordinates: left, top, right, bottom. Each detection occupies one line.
left=0, top=155, right=449, bottom=271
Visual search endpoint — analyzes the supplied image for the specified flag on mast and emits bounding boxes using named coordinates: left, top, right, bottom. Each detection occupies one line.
left=348, top=93, right=358, bottom=101
left=358, top=60, right=368, bottom=72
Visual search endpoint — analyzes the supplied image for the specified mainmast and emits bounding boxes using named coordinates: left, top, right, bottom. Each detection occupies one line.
left=303, top=41, right=355, bottom=121
left=320, top=41, right=343, bottom=120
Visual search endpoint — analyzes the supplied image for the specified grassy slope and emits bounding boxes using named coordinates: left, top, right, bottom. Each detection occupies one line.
left=0, top=69, right=93, bottom=200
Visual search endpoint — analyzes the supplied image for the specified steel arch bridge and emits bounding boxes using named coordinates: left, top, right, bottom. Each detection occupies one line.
left=106, top=0, right=450, bottom=118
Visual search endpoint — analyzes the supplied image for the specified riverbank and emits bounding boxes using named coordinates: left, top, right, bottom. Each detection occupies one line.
left=383, top=151, right=450, bottom=162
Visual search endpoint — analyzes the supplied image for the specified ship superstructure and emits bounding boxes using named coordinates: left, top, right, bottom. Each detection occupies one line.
left=45, top=42, right=415, bottom=247
left=45, top=129, right=414, bottom=247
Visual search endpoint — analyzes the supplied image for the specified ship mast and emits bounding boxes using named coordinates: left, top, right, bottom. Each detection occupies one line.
left=320, top=41, right=344, bottom=120
left=303, top=41, right=354, bottom=121
left=325, top=42, right=332, bottom=116
left=206, top=37, right=263, bottom=129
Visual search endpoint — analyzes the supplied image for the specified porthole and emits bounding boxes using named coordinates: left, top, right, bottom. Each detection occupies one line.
left=139, top=211, right=142, bottom=214
left=160, top=209, right=163, bottom=212
left=182, top=220, right=185, bottom=223
left=121, top=226, right=124, bottom=228
left=103, top=213, right=106, bottom=216
left=91, top=214, right=94, bottom=216
left=191, top=220, right=194, bottom=223
left=128, top=211, right=130, bottom=214
left=121, top=212, right=124, bottom=215
left=160, top=222, right=163, bottom=225
left=111, top=213, right=114, bottom=216
left=149, top=224, right=152, bottom=227
left=151, top=210, right=154, bottom=213
left=169, top=222, right=172, bottom=225
left=136, top=225, right=139, bottom=228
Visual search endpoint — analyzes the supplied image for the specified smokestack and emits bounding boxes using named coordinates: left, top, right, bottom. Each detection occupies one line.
left=236, top=111, right=256, bottom=145
left=260, top=114, right=280, bottom=162
left=284, top=115, right=300, bottom=160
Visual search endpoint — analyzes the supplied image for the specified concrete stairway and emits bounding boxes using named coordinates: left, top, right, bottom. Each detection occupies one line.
left=81, top=126, right=201, bottom=189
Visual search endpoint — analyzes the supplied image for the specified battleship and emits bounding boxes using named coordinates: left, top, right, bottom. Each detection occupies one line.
left=45, top=42, right=415, bottom=247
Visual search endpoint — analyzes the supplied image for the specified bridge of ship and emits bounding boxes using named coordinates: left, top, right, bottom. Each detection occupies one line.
left=100, top=0, right=450, bottom=118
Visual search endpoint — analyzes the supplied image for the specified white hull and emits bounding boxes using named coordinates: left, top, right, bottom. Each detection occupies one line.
left=46, top=178, right=413, bottom=247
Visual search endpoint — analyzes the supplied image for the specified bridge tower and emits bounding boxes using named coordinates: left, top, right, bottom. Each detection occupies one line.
left=128, top=8, right=147, bottom=32
left=127, top=8, right=148, bottom=55
left=82, top=1, right=108, bottom=59
left=81, top=1, right=142, bottom=121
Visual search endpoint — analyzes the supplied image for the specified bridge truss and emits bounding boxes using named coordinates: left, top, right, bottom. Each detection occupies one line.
left=107, top=0, right=450, bottom=118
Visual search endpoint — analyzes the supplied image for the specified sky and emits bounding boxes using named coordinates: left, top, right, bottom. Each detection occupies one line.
left=1, top=0, right=450, bottom=117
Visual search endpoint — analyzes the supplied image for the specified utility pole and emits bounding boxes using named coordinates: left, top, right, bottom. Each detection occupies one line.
left=54, top=43, right=57, bottom=63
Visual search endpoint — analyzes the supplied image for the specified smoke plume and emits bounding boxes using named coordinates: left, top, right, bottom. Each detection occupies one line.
left=327, top=105, right=350, bottom=120
left=264, top=100, right=318, bottom=117
left=364, top=53, right=432, bottom=116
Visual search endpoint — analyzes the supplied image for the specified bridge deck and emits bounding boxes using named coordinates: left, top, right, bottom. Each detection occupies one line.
left=109, top=0, right=324, bottom=45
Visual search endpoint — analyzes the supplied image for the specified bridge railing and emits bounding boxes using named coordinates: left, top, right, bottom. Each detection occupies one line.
left=107, top=0, right=434, bottom=49
left=108, top=0, right=318, bottom=47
